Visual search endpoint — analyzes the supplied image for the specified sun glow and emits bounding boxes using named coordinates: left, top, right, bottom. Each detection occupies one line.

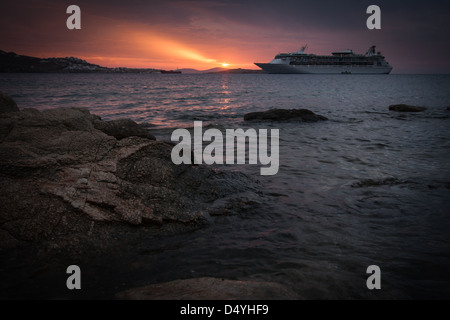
left=134, top=32, right=224, bottom=69
left=73, top=26, right=257, bottom=70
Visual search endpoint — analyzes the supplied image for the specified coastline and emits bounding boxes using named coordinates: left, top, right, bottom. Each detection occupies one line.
left=0, top=93, right=289, bottom=299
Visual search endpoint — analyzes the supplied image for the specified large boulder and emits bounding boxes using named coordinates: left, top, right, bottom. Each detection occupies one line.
left=389, top=104, right=426, bottom=112
left=116, top=277, right=300, bottom=300
left=244, top=108, right=327, bottom=122
left=0, top=91, right=19, bottom=113
left=93, top=118, right=155, bottom=140
left=0, top=107, right=262, bottom=251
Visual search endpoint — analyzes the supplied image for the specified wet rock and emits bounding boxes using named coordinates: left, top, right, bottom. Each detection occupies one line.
left=93, top=118, right=155, bottom=140
left=244, top=108, right=327, bottom=122
left=0, top=91, right=19, bottom=113
left=0, top=107, right=262, bottom=251
left=351, top=177, right=407, bottom=188
left=388, top=104, right=426, bottom=112
left=427, top=181, right=450, bottom=190
left=116, top=277, right=300, bottom=300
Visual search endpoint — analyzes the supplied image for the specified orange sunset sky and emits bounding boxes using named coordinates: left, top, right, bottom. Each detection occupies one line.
left=1, top=0, right=450, bottom=72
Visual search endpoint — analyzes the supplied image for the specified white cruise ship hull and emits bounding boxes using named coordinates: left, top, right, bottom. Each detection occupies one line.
left=255, top=63, right=392, bottom=74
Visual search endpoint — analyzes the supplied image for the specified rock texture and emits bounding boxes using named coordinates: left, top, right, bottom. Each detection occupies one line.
left=244, top=108, right=327, bottom=122
left=388, top=104, right=426, bottom=112
left=0, top=91, right=19, bottom=113
left=0, top=107, right=262, bottom=251
left=116, top=277, right=300, bottom=300
left=93, top=118, right=155, bottom=140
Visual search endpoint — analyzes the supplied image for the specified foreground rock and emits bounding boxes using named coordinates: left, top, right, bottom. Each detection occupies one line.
left=389, top=104, right=426, bottom=112
left=244, top=108, right=327, bottom=122
left=116, top=277, right=300, bottom=300
left=93, top=118, right=155, bottom=140
left=0, top=107, right=262, bottom=251
left=0, top=91, right=19, bottom=113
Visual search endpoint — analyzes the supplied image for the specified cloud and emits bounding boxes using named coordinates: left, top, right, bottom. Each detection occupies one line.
left=1, top=0, right=449, bottom=71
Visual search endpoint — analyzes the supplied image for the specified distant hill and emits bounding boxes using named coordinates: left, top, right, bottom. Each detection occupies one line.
left=177, top=67, right=227, bottom=74
left=0, top=50, right=263, bottom=74
left=204, top=67, right=229, bottom=73
left=0, top=50, right=159, bottom=73
left=176, top=68, right=202, bottom=74
left=178, top=67, right=263, bottom=74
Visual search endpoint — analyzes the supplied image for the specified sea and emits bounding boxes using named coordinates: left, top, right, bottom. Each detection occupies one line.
left=1, top=73, right=449, bottom=299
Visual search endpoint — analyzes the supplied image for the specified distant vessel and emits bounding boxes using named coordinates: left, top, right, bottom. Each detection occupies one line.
left=161, top=69, right=182, bottom=74
left=255, top=45, right=392, bottom=74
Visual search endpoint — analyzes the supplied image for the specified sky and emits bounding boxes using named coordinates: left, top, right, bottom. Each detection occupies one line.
left=1, top=0, right=450, bottom=73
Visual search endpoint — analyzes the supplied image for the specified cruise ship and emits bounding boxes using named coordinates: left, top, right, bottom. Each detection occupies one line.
left=255, top=45, right=392, bottom=74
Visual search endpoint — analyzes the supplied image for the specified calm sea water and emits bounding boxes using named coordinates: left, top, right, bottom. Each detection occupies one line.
left=1, top=73, right=450, bottom=299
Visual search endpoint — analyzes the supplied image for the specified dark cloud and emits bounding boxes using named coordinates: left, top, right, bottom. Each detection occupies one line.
left=1, top=0, right=449, bottom=72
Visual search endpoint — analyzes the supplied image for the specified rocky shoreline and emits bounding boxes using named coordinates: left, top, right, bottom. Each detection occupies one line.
left=117, top=277, right=300, bottom=300
left=0, top=92, right=288, bottom=299
left=0, top=93, right=266, bottom=248
left=388, top=104, right=427, bottom=112
left=1, top=92, right=444, bottom=299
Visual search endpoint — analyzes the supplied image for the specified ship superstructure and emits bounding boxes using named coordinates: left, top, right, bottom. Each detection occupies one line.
left=255, top=45, right=392, bottom=74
